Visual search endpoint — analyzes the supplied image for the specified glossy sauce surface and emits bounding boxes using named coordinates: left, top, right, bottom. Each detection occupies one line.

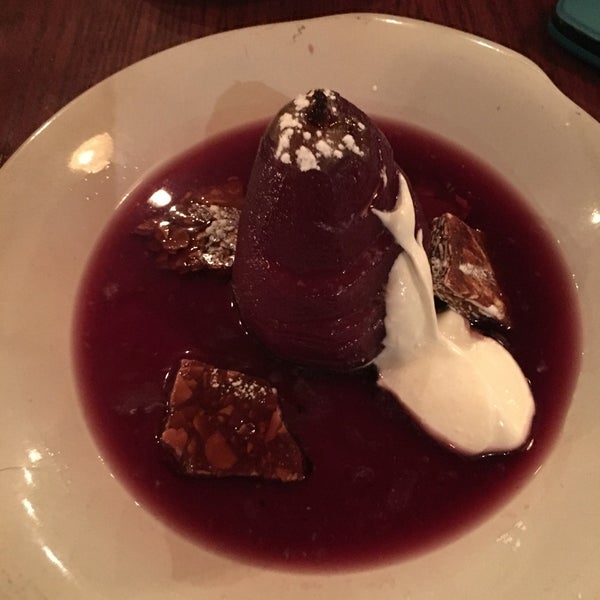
left=74, top=120, right=581, bottom=571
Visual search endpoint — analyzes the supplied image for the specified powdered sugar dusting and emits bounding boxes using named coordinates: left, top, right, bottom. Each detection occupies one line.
left=273, top=89, right=368, bottom=172
left=315, top=139, right=334, bottom=158
left=342, top=134, right=365, bottom=156
left=294, top=94, right=310, bottom=110
left=279, top=113, right=301, bottom=129
left=275, top=127, right=293, bottom=160
left=295, top=146, right=319, bottom=172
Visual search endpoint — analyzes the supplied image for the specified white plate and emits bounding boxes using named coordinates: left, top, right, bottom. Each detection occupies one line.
left=1, top=13, right=599, bottom=600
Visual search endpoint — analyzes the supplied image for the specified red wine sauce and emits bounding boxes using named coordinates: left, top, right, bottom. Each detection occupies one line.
left=73, top=120, right=581, bottom=571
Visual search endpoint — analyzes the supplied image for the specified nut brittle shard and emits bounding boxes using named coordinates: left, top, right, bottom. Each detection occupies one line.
left=135, top=177, right=243, bottom=272
left=161, top=359, right=305, bottom=482
left=430, top=212, right=509, bottom=325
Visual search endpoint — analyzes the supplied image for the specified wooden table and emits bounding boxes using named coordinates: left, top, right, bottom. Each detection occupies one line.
left=1, top=0, right=598, bottom=167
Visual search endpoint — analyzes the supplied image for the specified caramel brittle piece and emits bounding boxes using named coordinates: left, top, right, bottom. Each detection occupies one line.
left=161, top=359, right=305, bottom=482
left=135, top=177, right=243, bottom=272
left=430, top=212, right=509, bottom=325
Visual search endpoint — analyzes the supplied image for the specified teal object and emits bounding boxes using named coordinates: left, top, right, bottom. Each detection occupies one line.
left=549, top=0, right=600, bottom=69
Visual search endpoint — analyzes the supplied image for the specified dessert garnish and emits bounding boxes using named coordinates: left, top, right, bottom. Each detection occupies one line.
left=161, top=359, right=305, bottom=481
left=373, top=175, right=534, bottom=455
left=135, top=177, right=243, bottom=272
left=430, top=212, right=509, bottom=325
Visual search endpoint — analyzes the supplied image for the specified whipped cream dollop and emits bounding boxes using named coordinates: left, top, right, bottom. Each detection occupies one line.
left=373, top=175, right=535, bottom=455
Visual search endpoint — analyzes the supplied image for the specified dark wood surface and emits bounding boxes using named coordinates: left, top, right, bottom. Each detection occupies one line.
left=1, top=0, right=598, bottom=167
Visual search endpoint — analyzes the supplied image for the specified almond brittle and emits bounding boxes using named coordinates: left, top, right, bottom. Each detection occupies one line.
left=430, top=212, right=509, bottom=326
left=161, top=359, right=305, bottom=482
left=135, top=177, right=243, bottom=272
